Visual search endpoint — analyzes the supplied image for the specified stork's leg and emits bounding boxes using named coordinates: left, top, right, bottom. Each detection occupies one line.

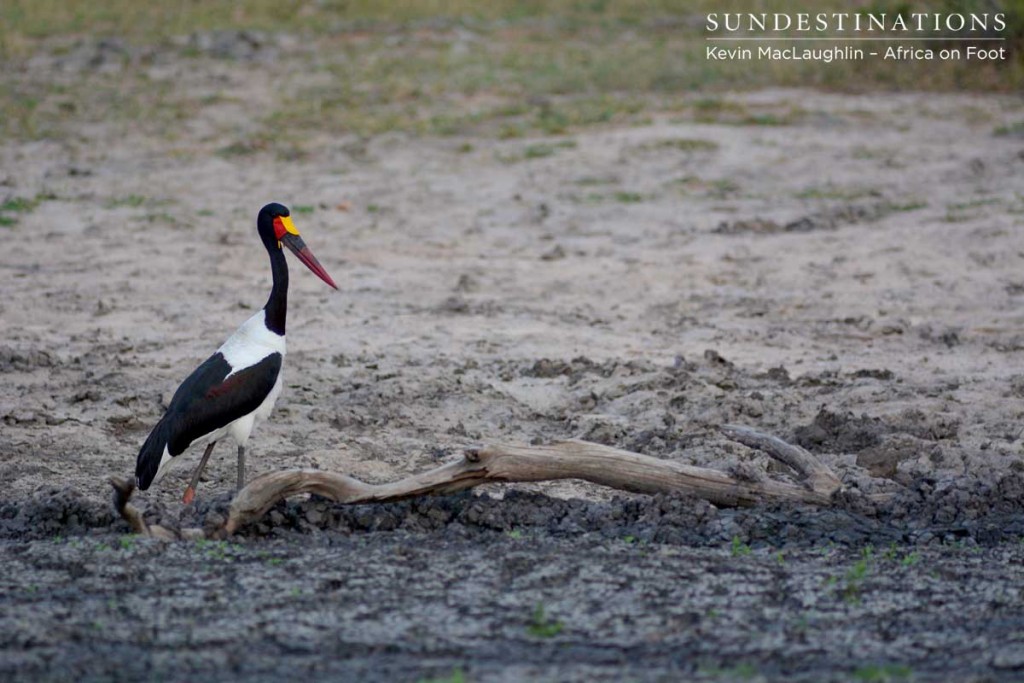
left=236, top=445, right=246, bottom=492
left=183, top=441, right=217, bottom=504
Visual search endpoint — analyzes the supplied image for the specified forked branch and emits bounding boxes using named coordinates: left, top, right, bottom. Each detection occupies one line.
left=111, top=428, right=843, bottom=539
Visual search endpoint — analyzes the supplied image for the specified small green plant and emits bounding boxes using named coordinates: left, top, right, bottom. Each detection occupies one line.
left=700, top=662, right=758, bottom=679
left=613, top=191, right=644, bottom=203
left=1, top=197, right=39, bottom=212
left=524, top=140, right=577, bottom=159
left=506, top=529, right=523, bottom=540
left=639, top=138, right=718, bottom=153
left=852, top=663, right=912, bottom=681
left=106, top=194, right=147, bottom=208
left=418, top=669, right=466, bottom=683
left=527, top=603, right=563, bottom=638
left=119, top=536, right=135, bottom=551
left=0, top=194, right=48, bottom=225
left=994, top=120, right=1024, bottom=137
left=293, top=205, right=315, bottom=214
left=195, top=538, right=240, bottom=562
left=842, top=546, right=874, bottom=604
left=730, top=536, right=752, bottom=557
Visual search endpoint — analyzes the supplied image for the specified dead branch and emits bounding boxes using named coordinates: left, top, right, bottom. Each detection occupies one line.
left=109, top=477, right=203, bottom=541
left=111, top=431, right=844, bottom=539
left=718, top=424, right=842, bottom=496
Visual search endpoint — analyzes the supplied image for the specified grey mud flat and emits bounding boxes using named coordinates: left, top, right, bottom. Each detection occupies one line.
left=3, top=488, right=1024, bottom=682
left=2, top=33, right=1024, bottom=683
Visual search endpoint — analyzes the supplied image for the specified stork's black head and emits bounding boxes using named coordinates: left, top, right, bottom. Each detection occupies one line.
left=256, top=202, right=337, bottom=289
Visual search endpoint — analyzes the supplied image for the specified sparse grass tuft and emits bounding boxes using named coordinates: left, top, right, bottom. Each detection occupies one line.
left=730, top=536, right=752, bottom=557
left=637, top=137, right=719, bottom=153
left=527, top=603, right=563, bottom=638
left=106, top=194, right=148, bottom=209
left=418, top=669, right=466, bottom=683
left=852, top=663, right=912, bottom=682
left=994, top=120, right=1024, bottom=137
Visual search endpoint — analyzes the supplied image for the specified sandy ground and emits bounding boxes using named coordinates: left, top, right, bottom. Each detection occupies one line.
left=2, top=43, right=1024, bottom=681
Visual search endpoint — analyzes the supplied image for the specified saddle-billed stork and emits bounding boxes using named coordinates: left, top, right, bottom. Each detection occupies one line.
left=134, top=202, right=337, bottom=503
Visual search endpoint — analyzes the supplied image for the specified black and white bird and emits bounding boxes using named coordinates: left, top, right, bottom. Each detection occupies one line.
left=134, top=202, right=337, bottom=503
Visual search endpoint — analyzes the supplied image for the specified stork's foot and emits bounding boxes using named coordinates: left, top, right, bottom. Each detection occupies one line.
left=183, top=441, right=217, bottom=504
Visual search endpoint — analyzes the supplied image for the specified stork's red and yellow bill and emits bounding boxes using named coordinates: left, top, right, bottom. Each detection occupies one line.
left=272, top=215, right=338, bottom=290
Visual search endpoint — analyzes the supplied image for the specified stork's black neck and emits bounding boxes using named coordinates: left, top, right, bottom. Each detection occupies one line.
left=264, top=245, right=288, bottom=335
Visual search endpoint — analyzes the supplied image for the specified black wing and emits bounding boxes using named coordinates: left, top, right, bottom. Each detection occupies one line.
left=135, top=351, right=282, bottom=489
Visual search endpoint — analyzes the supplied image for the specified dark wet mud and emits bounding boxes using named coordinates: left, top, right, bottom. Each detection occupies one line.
left=3, top=481, right=1024, bottom=682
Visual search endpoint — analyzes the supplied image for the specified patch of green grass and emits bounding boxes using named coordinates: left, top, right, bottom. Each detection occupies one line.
left=506, top=529, right=523, bottom=540
left=730, top=536, right=752, bottom=557
left=106, top=194, right=147, bottom=209
left=613, top=191, right=644, bottom=203
left=944, top=197, right=1001, bottom=222
left=118, top=535, right=135, bottom=551
left=994, top=120, right=1024, bottom=137
left=497, top=139, right=577, bottom=163
left=1, top=196, right=40, bottom=212
left=292, top=205, right=315, bottom=214
left=195, top=538, right=243, bottom=562
left=796, top=185, right=881, bottom=201
left=841, top=546, right=874, bottom=604
left=418, top=669, right=466, bottom=683
left=708, top=178, right=740, bottom=198
left=637, top=137, right=719, bottom=153
left=0, top=193, right=50, bottom=225
left=900, top=552, right=920, bottom=567
left=700, top=662, right=759, bottom=680
left=887, top=200, right=927, bottom=212
left=524, top=140, right=577, bottom=159
left=527, top=603, right=563, bottom=638
left=852, top=663, right=912, bottom=682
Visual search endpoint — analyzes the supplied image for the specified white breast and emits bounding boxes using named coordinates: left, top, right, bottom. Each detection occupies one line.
left=219, top=310, right=287, bottom=375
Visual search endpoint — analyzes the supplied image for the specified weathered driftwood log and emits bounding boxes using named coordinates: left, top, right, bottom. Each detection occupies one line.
left=111, top=429, right=843, bottom=539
